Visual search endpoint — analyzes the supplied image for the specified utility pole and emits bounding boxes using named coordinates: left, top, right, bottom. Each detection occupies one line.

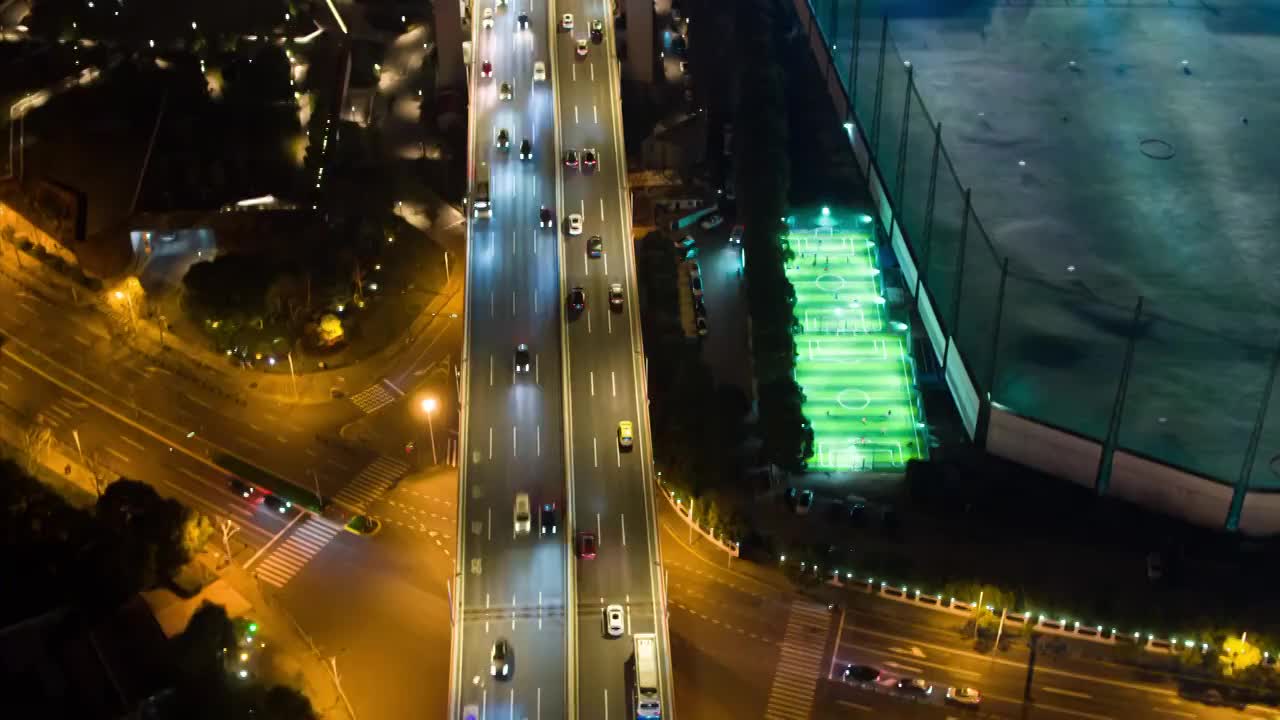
left=1023, top=633, right=1039, bottom=702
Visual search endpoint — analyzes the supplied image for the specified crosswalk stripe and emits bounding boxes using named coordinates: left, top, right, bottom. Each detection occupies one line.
left=348, top=380, right=406, bottom=414
left=251, top=518, right=342, bottom=588
left=332, top=456, right=411, bottom=511
left=762, top=601, right=832, bottom=720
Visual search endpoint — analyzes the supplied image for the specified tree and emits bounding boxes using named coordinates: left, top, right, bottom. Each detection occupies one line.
left=95, top=479, right=211, bottom=589
left=23, top=422, right=53, bottom=475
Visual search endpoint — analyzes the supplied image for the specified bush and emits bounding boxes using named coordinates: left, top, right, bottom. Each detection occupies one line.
left=18, top=238, right=33, bottom=251
left=80, top=275, right=104, bottom=291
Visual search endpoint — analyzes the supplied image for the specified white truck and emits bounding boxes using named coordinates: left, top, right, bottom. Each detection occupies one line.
left=633, top=633, right=661, bottom=718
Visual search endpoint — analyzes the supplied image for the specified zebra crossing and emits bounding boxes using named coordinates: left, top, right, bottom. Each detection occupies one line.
left=332, top=456, right=411, bottom=511
left=348, top=379, right=404, bottom=413
left=250, top=517, right=342, bottom=588
left=763, top=601, right=832, bottom=720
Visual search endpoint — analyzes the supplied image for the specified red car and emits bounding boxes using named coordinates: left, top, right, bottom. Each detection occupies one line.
left=481, top=61, right=493, bottom=78
left=576, top=531, right=597, bottom=559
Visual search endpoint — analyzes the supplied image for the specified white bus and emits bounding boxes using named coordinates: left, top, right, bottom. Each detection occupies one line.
left=633, top=633, right=661, bottom=719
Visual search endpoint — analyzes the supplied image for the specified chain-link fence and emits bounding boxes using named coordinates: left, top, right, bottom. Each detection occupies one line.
left=796, top=0, right=1280, bottom=524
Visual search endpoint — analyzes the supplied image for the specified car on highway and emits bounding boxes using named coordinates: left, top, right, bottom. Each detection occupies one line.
left=617, top=420, right=634, bottom=450
left=539, top=206, right=553, bottom=227
left=690, top=275, right=703, bottom=298
left=604, top=604, right=625, bottom=637
left=588, top=235, right=603, bottom=258
left=514, top=343, right=531, bottom=374
left=463, top=705, right=479, bottom=720
left=540, top=502, right=558, bottom=535
left=561, top=13, right=574, bottom=30
left=229, top=479, right=261, bottom=503
left=263, top=494, right=292, bottom=514
left=481, top=60, right=493, bottom=78
left=576, top=38, right=589, bottom=57
left=533, top=61, right=546, bottom=82
left=564, top=149, right=579, bottom=167
left=497, top=0, right=507, bottom=6
left=575, top=530, right=597, bottom=559
left=896, top=678, right=933, bottom=698
left=687, top=260, right=701, bottom=279
left=517, top=12, right=529, bottom=30
left=496, top=128, right=510, bottom=150
left=695, top=316, right=708, bottom=337
left=946, top=687, right=981, bottom=707
left=567, top=213, right=583, bottom=235
left=568, top=286, right=586, bottom=311
left=842, top=664, right=881, bottom=683
left=514, top=493, right=531, bottom=535
left=482, top=7, right=494, bottom=29
left=609, top=283, right=624, bottom=309
left=499, top=81, right=512, bottom=100
left=692, top=296, right=707, bottom=317
left=582, top=148, right=597, bottom=168
left=519, top=138, right=532, bottom=160
left=700, top=213, right=724, bottom=230
left=591, top=20, right=604, bottom=43
left=490, top=639, right=512, bottom=679
left=785, top=487, right=814, bottom=514
left=673, top=234, right=695, bottom=250
left=730, top=224, right=744, bottom=244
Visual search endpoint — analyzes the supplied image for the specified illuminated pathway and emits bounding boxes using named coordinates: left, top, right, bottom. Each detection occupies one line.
left=785, top=212, right=927, bottom=471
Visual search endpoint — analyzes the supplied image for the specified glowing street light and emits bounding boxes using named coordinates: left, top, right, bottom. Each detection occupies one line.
left=418, top=396, right=439, bottom=465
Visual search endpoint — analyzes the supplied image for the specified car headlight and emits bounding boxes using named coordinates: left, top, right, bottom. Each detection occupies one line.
left=502, top=664, right=509, bottom=674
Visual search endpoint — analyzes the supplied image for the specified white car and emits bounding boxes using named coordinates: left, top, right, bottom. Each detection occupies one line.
left=482, top=7, right=494, bottom=29
left=514, top=493, right=531, bottom=535
left=604, top=604, right=625, bottom=637
left=946, top=687, right=982, bottom=707
left=567, top=213, right=583, bottom=236
left=700, top=213, right=724, bottom=230
left=561, top=13, right=574, bottom=30
left=533, top=61, right=546, bottom=82
left=576, top=38, right=589, bottom=57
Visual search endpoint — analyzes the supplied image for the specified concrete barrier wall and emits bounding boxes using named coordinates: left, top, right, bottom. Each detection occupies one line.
left=1110, top=452, right=1232, bottom=529
left=986, top=407, right=1100, bottom=490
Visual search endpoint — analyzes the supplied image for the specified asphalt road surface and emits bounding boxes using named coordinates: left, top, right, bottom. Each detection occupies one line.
left=552, top=2, right=676, bottom=718
left=453, top=2, right=570, bottom=718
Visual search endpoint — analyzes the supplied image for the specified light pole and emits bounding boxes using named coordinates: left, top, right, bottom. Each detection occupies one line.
left=114, top=290, right=136, bottom=332
left=287, top=351, right=299, bottom=401
left=419, top=396, right=439, bottom=466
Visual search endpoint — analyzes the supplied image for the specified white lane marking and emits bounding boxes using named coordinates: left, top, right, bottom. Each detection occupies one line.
left=244, top=511, right=305, bottom=567
left=537, top=425, right=542, bottom=456
left=535, top=354, right=540, bottom=384
left=511, top=594, right=517, bottom=629
left=239, top=436, right=265, bottom=451
left=590, top=63, right=595, bottom=81
left=537, top=688, right=541, bottom=720
left=2, top=366, right=22, bottom=379
left=607, top=310, right=612, bottom=334
left=1150, top=710, right=1196, bottom=719
left=882, top=661, right=923, bottom=674
left=1043, top=687, right=1093, bottom=700
left=593, top=105, right=598, bottom=124
left=615, top=441, right=621, bottom=467
left=1031, top=704, right=1113, bottom=720
left=534, top=292, right=539, bottom=314
left=50, top=405, right=72, bottom=419
left=512, top=425, right=517, bottom=456
left=611, top=371, right=616, bottom=397
left=120, top=435, right=146, bottom=451
left=621, top=513, right=626, bottom=546
left=603, top=252, right=609, bottom=275
left=574, top=105, right=579, bottom=123
left=490, top=355, right=494, bottom=387
left=73, top=334, right=91, bottom=346
left=512, top=290, right=517, bottom=317
left=584, top=250, right=589, bottom=276
left=572, top=64, right=576, bottom=82
left=589, top=371, right=595, bottom=396
left=603, top=688, right=608, bottom=720
left=490, top=291, right=495, bottom=317
left=185, top=394, right=212, bottom=409
left=592, top=436, right=598, bottom=467
left=599, top=197, right=605, bottom=221
left=512, top=230, right=517, bottom=255
left=597, top=512, right=602, bottom=543
left=485, top=593, right=490, bottom=633
left=489, top=426, right=494, bottom=460
left=105, top=447, right=131, bottom=463
left=587, top=310, right=592, bottom=334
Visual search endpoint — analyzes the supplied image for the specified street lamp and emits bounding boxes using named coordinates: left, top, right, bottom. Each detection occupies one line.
left=419, top=396, right=439, bottom=466
left=114, top=290, right=136, bottom=331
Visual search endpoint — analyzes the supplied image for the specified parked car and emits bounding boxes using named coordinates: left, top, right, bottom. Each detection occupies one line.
left=896, top=678, right=933, bottom=697
left=700, top=213, right=724, bottom=230
left=842, top=665, right=880, bottom=683
left=946, top=687, right=981, bottom=707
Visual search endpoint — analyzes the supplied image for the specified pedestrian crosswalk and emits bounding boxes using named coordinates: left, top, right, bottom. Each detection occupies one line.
left=349, top=379, right=404, bottom=413
left=251, top=517, right=342, bottom=588
left=763, top=601, right=832, bottom=720
left=332, top=456, right=410, bottom=511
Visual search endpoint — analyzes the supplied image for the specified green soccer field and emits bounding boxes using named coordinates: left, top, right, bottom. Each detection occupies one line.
left=784, top=211, right=927, bottom=471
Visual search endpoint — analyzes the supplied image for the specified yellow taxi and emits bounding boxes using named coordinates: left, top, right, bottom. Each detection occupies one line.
left=617, top=421, right=634, bottom=450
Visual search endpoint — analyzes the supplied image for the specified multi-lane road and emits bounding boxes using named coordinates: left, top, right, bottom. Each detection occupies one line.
left=454, top=1, right=570, bottom=717
left=453, top=0, right=675, bottom=717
